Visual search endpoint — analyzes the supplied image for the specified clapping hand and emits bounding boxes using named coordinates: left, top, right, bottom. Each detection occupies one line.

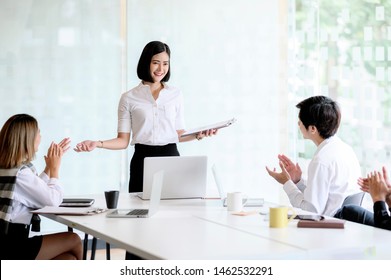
left=366, top=171, right=389, bottom=203
left=43, top=138, right=70, bottom=177
left=360, top=167, right=391, bottom=205
left=265, top=160, right=291, bottom=185
left=44, top=142, right=64, bottom=178
left=58, top=137, right=71, bottom=153
left=358, top=166, right=391, bottom=192
left=276, top=154, right=302, bottom=183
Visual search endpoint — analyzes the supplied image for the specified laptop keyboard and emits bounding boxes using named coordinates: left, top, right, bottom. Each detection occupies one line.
left=246, top=198, right=265, bottom=206
left=127, top=209, right=149, bottom=216
left=224, top=198, right=264, bottom=207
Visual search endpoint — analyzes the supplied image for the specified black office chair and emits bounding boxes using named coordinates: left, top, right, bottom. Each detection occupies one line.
left=341, top=192, right=365, bottom=207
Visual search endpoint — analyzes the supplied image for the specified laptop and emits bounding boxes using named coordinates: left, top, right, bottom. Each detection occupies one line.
left=212, top=164, right=264, bottom=207
left=138, top=156, right=207, bottom=200
left=60, top=198, right=95, bottom=207
left=106, top=170, right=164, bottom=218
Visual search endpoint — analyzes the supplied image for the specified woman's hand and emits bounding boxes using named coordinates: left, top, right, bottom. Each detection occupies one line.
left=178, top=129, right=218, bottom=142
left=44, top=142, right=63, bottom=179
left=195, top=129, right=218, bottom=140
left=74, top=140, right=99, bottom=152
left=58, top=137, right=71, bottom=153
left=44, top=138, right=70, bottom=176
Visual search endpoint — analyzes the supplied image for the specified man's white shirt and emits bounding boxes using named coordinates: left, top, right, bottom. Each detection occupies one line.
left=283, top=136, right=361, bottom=216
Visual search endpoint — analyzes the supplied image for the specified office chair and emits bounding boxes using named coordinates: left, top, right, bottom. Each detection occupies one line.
left=341, top=192, right=365, bottom=207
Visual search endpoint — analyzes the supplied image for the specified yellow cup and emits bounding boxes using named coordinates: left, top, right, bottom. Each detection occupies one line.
left=269, top=206, right=296, bottom=228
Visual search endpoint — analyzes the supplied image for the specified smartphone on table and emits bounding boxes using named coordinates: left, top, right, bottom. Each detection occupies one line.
left=288, top=214, right=324, bottom=221
left=295, top=214, right=324, bottom=221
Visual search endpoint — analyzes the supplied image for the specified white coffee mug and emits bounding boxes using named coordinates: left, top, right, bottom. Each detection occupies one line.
left=227, top=192, right=246, bottom=212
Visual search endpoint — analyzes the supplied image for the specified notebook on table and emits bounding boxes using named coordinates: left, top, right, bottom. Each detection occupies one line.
left=60, top=198, right=95, bottom=207
left=212, top=164, right=264, bottom=207
left=138, top=156, right=207, bottom=200
left=297, top=219, right=345, bottom=229
left=107, top=170, right=164, bottom=218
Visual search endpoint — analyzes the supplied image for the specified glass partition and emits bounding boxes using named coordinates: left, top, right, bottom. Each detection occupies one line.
left=0, top=0, right=124, bottom=198
left=289, top=0, right=391, bottom=177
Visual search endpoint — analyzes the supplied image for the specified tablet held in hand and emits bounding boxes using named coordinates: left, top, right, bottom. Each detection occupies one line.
left=181, top=118, right=236, bottom=137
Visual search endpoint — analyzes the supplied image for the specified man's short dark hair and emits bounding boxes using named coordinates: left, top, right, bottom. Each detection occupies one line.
left=137, top=41, right=171, bottom=83
left=296, top=95, right=341, bottom=139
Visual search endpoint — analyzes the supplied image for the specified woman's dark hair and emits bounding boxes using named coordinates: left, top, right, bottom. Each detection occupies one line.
left=137, top=41, right=171, bottom=83
left=296, top=96, right=341, bottom=139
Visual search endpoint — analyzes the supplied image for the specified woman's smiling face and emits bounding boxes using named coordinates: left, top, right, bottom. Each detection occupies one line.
left=149, top=51, right=169, bottom=83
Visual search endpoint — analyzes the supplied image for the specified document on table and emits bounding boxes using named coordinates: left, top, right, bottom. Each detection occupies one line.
left=180, top=117, right=236, bottom=137
left=31, top=206, right=107, bottom=215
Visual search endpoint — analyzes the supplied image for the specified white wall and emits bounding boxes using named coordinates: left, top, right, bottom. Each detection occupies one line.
left=126, top=0, right=282, bottom=200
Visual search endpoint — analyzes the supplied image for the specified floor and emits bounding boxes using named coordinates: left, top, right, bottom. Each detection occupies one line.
left=88, top=248, right=127, bottom=260
left=82, top=238, right=127, bottom=260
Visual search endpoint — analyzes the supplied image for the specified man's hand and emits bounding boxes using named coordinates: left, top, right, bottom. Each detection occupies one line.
left=367, top=171, right=389, bottom=203
left=277, top=154, right=302, bottom=183
left=266, top=161, right=292, bottom=185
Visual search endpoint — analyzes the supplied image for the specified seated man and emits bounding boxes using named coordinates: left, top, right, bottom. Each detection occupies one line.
left=266, top=96, right=361, bottom=217
left=340, top=166, right=391, bottom=229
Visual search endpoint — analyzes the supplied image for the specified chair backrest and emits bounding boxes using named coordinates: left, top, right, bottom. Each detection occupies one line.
left=341, top=192, right=365, bottom=207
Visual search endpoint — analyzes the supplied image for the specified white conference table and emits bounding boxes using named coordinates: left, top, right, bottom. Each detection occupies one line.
left=41, top=193, right=391, bottom=260
left=195, top=208, right=391, bottom=259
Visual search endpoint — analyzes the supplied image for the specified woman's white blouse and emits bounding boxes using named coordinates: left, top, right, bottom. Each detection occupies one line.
left=117, top=83, right=185, bottom=146
left=12, top=168, right=63, bottom=225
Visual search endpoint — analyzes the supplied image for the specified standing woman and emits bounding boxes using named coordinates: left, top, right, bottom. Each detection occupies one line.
left=75, top=41, right=216, bottom=193
left=0, top=114, right=82, bottom=260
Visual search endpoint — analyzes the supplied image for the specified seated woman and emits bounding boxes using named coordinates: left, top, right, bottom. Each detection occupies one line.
left=0, top=114, right=82, bottom=260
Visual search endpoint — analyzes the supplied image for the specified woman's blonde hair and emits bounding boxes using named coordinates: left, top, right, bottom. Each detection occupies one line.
left=0, top=114, right=38, bottom=169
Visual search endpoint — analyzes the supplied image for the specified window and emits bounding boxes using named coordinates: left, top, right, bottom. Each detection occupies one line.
left=289, top=0, right=391, bottom=176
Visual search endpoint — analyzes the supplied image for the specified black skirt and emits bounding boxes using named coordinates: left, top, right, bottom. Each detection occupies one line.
left=129, top=143, right=180, bottom=193
left=0, top=223, right=43, bottom=260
